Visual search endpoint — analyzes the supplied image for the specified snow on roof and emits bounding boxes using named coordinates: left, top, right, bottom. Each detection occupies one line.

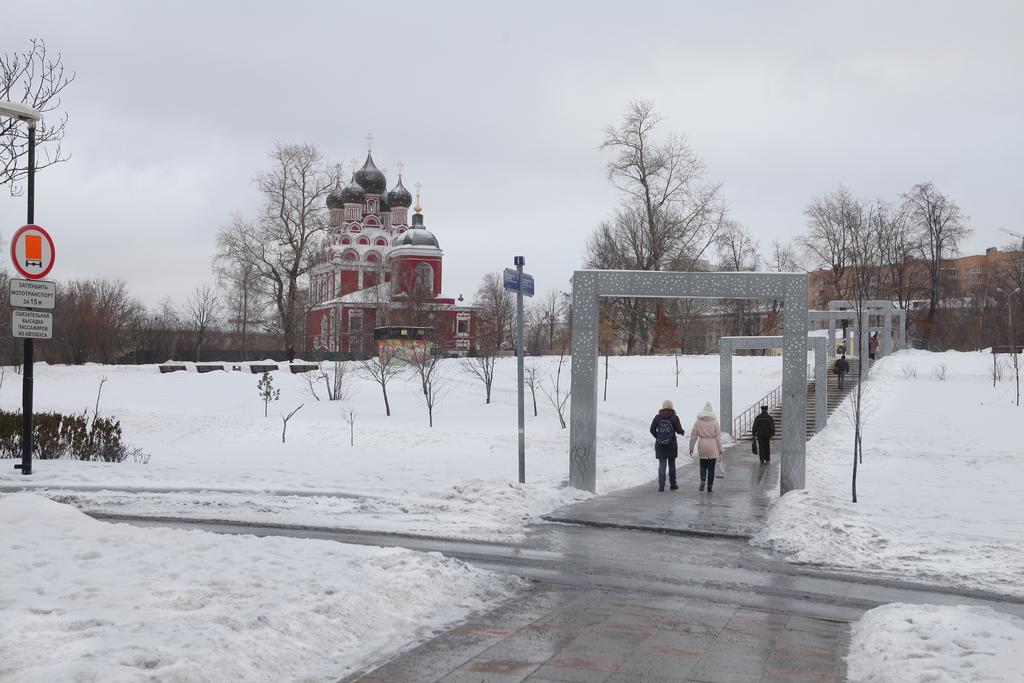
left=322, top=282, right=391, bottom=305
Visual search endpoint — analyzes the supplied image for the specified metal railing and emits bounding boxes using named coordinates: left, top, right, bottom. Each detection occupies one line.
left=733, top=385, right=781, bottom=439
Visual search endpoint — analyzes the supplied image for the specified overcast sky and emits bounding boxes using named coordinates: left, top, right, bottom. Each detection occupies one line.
left=2, top=1, right=1021, bottom=308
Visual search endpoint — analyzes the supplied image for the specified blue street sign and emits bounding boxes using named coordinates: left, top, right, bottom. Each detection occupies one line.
left=503, top=268, right=535, bottom=297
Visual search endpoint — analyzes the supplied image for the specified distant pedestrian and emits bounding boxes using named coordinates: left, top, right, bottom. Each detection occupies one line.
left=834, top=354, right=850, bottom=390
left=649, top=400, right=685, bottom=492
left=751, top=405, right=775, bottom=465
left=868, top=333, right=879, bottom=360
left=836, top=342, right=846, bottom=356
left=688, top=402, right=724, bottom=493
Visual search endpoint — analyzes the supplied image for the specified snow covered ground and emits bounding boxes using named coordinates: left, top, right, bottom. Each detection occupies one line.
left=0, top=493, right=522, bottom=682
left=754, top=349, right=1024, bottom=597
left=0, top=354, right=783, bottom=540
left=847, top=603, right=1024, bottom=683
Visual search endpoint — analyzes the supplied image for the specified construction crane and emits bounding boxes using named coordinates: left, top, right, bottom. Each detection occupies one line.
left=999, top=227, right=1024, bottom=242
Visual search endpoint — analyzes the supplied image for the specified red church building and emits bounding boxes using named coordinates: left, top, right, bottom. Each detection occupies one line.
left=304, top=151, right=476, bottom=356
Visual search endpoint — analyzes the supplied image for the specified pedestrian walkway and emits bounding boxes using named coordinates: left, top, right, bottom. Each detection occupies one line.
left=350, top=584, right=849, bottom=683
left=543, top=441, right=779, bottom=539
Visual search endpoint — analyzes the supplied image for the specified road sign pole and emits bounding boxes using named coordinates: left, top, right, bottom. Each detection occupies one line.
left=20, top=120, right=36, bottom=475
left=515, top=256, right=526, bottom=484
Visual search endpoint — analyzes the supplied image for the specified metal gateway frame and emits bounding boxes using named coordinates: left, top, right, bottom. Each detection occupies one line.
left=569, top=270, right=809, bottom=495
left=825, top=301, right=907, bottom=356
left=720, top=335, right=828, bottom=436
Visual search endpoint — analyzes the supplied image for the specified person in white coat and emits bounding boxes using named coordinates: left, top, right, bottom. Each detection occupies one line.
left=688, top=401, right=725, bottom=493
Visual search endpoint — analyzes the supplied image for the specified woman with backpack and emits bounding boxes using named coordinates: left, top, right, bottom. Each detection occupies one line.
left=688, top=402, right=725, bottom=493
left=649, top=400, right=685, bottom=492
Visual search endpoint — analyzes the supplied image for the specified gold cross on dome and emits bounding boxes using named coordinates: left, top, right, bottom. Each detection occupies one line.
left=334, top=163, right=344, bottom=181
left=396, top=161, right=404, bottom=177
left=366, top=131, right=374, bottom=151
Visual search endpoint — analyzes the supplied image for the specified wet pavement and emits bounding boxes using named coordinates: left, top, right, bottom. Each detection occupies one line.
left=109, top=438, right=1024, bottom=683
left=351, top=585, right=850, bottom=683
left=543, top=442, right=778, bottom=539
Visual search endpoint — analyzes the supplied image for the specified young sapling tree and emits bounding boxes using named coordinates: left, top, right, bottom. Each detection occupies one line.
left=280, top=404, right=303, bottom=443
left=257, top=371, right=280, bottom=417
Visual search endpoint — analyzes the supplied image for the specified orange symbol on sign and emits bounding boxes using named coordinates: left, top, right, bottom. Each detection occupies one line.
left=25, top=235, right=42, bottom=268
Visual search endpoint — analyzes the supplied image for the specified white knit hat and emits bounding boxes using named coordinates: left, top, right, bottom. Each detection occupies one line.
left=696, top=401, right=717, bottom=420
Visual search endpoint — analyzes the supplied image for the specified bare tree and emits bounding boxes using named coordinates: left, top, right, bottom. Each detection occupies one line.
left=359, top=350, right=401, bottom=416
left=845, top=200, right=882, bottom=502
left=463, top=276, right=508, bottom=404
left=216, top=144, right=332, bottom=355
left=903, top=182, right=972, bottom=345
left=540, top=335, right=571, bottom=429
left=53, top=278, right=144, bottom=364
left=92, top=375, right=108, bottom=427
left=407, top=348, right=452, bottom=427
left=280, top=404, right=303, bottom=443
left=536, top=287, right=565, bottom=351
left=874, top=200, right=921, bottom=311
left=524, top=362, right=540, bottom=417
left=214, top=223, right=267, bottom=361
left=801, top=186, right=862, bottom=303
left=716, top=220, right=761, bottom=337
left=185, top=283, right=221, bottom=362
left=473, top=272, right=514, bottom=349
left=586, top=100, right=727, bottom=354
left=342, top=407, right=356, bottom=446
left=1, top=39, right=75, bottom=195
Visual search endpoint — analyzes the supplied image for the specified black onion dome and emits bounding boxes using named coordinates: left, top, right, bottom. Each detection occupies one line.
left=326, top=179, right=347, bottom=209
left=379, top=189, right=391, bottom=212
left=339, top=175, right=365, bottom=204
left=387, top=176, right=413, bottom=208
left=397, top=225, right=440, bottom=249
left=354, top=152, right=387, bottom=194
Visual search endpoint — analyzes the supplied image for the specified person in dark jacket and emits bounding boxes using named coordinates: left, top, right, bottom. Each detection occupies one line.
left=834, top=354, right=850, bottom=390
left=751, top=406, right=775, bottom=464
left=650, top=400, right=685, bottom=492
left=868, top=333, right=879, bottom=360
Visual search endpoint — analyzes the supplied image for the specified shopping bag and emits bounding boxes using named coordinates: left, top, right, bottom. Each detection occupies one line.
left=751, top=439, right=758, bottom=455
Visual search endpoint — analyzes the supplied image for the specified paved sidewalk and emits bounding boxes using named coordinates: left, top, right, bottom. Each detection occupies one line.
left=350, top=585, right=848, bottom=683
left=544, top=442, right=779, bottom=538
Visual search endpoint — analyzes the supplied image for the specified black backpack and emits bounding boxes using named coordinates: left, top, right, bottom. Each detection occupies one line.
left=655, top=417, right=674, bottom=446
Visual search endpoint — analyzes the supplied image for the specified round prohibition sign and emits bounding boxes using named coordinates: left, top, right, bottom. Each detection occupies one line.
left=10, top=224, right=56, bottom=280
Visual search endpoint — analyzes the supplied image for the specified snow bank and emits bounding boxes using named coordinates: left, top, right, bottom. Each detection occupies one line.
left=0, top=493, right=522, bottom=682
left=1, top=355, right=783, bottom=540
left=754, top=350, right=1024, bottom=596
left=847, top=603, right=1024, bottom=683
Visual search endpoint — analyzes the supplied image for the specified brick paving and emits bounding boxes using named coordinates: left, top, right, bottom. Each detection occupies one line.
left=350, top=586, right=849, bottom=683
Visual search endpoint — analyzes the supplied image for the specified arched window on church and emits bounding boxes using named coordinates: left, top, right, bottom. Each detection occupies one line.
left=365, top=251, right=381, bottom=263
left=415, top=262, right=434, bottom=294
left=357, top=236, right=370, bottom=246
left=340, top=235, right=352, bottom=245
left=342, top=249, right=358, bottom=261
left=375, top=237, right=388, bottom=246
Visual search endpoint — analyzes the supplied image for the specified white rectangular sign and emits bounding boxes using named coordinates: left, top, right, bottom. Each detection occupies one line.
left=9, top=279, right=56, bottom=310
left=12, top=309, right=53, bottom=339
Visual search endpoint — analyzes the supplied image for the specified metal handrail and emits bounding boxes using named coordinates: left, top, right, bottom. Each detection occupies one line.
left=733, top=385, right=781, bottom=439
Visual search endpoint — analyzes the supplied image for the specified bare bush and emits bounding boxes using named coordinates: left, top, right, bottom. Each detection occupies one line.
left=900, top=363, right=918, bottom=380
left=931, top=363, right=948, bottom=381
left=280, top=404, right=303, bottom=443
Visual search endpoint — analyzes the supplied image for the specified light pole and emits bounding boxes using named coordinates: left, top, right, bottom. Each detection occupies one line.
left=996, top=286, right=1021, bottom=406
left=1, top=100, right=42, bottom=475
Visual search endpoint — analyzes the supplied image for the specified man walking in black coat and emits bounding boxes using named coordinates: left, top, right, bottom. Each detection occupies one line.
left=650, top=400, right=685, bottom=492
left=834, top=354, right=850, bottom=390
left=751, top=405, right=775, bottom=464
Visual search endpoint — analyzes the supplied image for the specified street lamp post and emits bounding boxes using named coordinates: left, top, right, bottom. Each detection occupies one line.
left=996, top=286, right=1021, bottom=406
left=1, top=101, right=42, bottom=475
